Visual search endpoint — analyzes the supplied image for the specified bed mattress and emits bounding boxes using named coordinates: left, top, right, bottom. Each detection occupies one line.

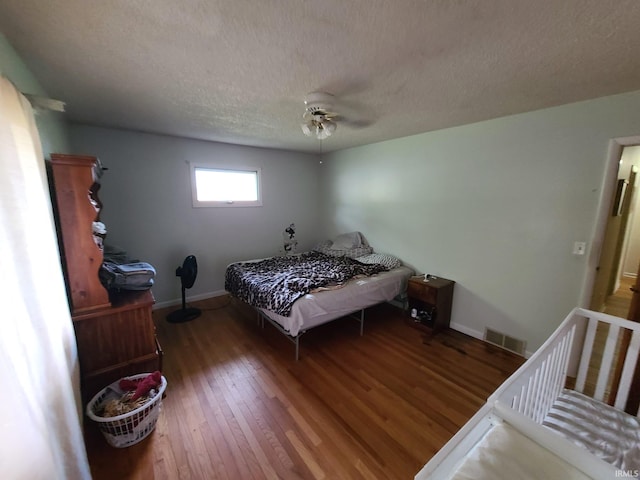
left=543, top=389, right=640, bottom=471
left=226, top=251, right=388, bottom=316
left=259, top=265, right=414, bottom=336
left=449, top=422, right=592, bottom=480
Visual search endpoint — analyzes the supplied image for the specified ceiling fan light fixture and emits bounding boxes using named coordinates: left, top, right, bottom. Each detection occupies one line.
left=324, top=119, right=336, bottom=135
left=301, top=115, right=337, bottom=140
left=300, top=91, right=341, bottom=140
left=301, top=122, right=313, bottom=136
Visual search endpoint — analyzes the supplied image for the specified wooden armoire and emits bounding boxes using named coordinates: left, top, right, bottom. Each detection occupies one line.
left=49, top=154, right=162, bottom=402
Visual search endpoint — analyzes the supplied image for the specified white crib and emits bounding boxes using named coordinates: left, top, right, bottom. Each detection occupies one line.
left=416, top=308, right=640, bottom=480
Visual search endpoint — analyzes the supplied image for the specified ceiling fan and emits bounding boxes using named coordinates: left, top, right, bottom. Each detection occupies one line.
left=300, top=91, right=339, bottom=140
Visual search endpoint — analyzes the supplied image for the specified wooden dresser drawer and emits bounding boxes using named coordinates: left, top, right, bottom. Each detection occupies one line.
left=407, top=280, right=437, bottom=304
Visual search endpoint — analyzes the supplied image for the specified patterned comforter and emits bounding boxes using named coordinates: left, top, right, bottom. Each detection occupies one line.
left=225, top=251, right=388, bottom=316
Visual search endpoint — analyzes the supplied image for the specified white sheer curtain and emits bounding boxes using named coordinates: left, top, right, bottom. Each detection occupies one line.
left=0, top=76, right=90, bottom=479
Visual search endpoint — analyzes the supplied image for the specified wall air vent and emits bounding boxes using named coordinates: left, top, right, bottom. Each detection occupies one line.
left=484, top=328, right=526, bottom=356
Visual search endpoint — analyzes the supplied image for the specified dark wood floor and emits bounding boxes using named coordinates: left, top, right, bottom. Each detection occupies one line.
left=603, top=276, right=633, bottom=317
left=84, top=296, right=524, bottom=479
left=586, top=276, right=634, bottom=400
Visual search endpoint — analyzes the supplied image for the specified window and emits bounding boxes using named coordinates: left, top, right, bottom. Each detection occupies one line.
left=191, top=164, right=262, bottom=207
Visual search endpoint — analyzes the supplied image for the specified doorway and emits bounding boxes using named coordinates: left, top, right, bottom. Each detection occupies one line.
left=590, top=145, right=640, bottom=318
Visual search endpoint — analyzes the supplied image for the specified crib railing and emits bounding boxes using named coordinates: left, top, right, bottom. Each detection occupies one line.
left=488, top=309, right=577, bottom=422
left=490, top=307, right=640, bottom=421
left=415, top=307, right=635, bottom=479
left=573, top=309, right=640, bottom=414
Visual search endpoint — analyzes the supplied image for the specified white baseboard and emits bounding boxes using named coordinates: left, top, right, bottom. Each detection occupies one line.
left=449, top=321, right=483, bottom=341
left=153, top=289, right=228, bottom=310
left=623, top=272, right=637, bottom=279
left=449, top=321, right=531, bottom=358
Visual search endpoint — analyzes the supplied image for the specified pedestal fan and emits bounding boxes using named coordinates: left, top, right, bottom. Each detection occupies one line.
left=166, top=255, right=201, bottom=323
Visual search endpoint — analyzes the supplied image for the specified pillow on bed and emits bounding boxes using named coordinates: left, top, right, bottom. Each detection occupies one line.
left=330, top=231, right=366, bottom=250
left=314, top=241, right=373, bottom=258
left=313, top=239, right=334, bottom=251
left=356, top=253, right=402, bottom=270
left=324, top=245, right=374, bottom=258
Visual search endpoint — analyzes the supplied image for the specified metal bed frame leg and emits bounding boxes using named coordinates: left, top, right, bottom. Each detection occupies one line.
left=256, top=309, right=303, bottom=360
left=255, top=307, right=366, bottom=361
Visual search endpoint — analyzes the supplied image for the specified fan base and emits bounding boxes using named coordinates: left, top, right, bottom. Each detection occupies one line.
left=166, top=307, right=201, bottom=323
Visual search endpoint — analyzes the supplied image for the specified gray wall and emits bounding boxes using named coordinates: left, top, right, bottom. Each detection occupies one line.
left=320, top=91, right=640, bottom=352
left=0, top=33, right=69, bottom=156
left=70, top=125, right=322, bottom=306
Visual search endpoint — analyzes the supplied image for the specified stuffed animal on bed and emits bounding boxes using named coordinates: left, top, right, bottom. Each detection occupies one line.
left=282, top=223, right=298, bottom=254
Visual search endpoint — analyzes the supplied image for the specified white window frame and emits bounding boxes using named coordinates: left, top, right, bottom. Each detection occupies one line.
left=190, top=163, right=263, bottom=208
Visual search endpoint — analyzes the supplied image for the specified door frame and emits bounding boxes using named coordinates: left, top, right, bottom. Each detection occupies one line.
left=580, top=135, right=640, bottom=308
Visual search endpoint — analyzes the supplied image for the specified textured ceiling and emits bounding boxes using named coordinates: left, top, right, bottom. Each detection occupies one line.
left=1, top=1, right=640, bottom=153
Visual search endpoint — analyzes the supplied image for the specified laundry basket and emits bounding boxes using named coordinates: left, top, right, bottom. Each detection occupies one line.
left=86, top=373, right=167, bottom=448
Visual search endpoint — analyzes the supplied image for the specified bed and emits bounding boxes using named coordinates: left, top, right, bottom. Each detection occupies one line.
left=225, top=233, right=414, bottom=359
left=415, top=307, right=640, bottom=479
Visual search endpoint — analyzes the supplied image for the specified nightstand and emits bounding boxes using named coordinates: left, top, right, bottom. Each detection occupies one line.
left=407, top=275, right=455, bottom=332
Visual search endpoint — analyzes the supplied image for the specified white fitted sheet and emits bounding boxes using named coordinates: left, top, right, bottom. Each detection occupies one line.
left=450, top=423, right=592, bottom=480
left=543, top=389, right=640, bottom=471
left=259, top=265, right=414, bottom=336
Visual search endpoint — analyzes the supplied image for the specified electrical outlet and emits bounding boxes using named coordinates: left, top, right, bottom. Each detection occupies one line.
left=573, top=241, right=586, bottom=255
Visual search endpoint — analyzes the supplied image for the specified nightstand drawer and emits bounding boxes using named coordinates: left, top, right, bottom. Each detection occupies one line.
left=407, top=280, right=437, bottom=304
left=407, top=275, right=455, bottom=332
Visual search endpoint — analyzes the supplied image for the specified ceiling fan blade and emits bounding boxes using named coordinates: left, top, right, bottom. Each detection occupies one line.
left=339, top=116, right=375, bottom=129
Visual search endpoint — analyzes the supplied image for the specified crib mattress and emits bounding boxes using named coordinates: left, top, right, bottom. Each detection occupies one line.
left=543, top=389, right=640, bottom=471
left=450, top=422, right=592, bottom=480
